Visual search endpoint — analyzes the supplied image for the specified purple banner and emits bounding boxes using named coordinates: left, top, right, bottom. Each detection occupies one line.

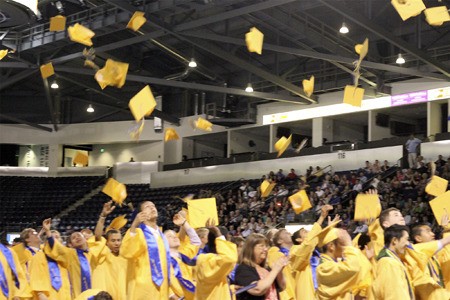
left=391, top=90, right=428, bottom=106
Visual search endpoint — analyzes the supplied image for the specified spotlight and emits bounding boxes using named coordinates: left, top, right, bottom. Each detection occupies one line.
left=339, top=22, right=349, bottom=34
left=87, top=104, right=94, bottom=113
left=50, top=81, right=59, bottom=89
left=245, top=83, right=254, bottom=93
left=54, top=1, right=64, bottom=13
left=396, top=53, right=405, bottom=64
left=188, top=58, right=197, bottom=68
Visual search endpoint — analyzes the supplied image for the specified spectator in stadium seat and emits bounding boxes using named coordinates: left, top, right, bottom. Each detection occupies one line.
left=405, top=134, right=422, bottom=169
left=380, top=160, right=390, bottom=172
left=235, top=233, right=287, bottom=300
left=286, top=169, right=297, bottom=180
left=276, top=169, right=285, bottom=182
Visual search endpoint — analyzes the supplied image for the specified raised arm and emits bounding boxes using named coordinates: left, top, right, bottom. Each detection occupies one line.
left=94, top=201, right=115, bottom=241
left=173, top=212, right=201, bottom=246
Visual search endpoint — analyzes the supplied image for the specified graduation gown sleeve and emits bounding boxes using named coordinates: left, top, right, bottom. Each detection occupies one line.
left=194, top=238, right=237, bottom=300
left=372, top=257, right=412, bottom=300
left=316, top=247, right=361, bottom=300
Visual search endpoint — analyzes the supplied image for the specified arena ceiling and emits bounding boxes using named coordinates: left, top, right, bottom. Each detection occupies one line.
left=0, top=0, right=449, bottom=132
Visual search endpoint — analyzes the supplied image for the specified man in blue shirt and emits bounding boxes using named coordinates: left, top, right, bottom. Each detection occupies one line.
left=405, top=134, right=421, bottom=169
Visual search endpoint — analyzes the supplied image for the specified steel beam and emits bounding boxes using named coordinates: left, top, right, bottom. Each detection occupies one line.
left=0, top=69, right=39, bottom=91
left=57, top=74, right=181, bottom=125
left=181, top=31, right=449, bottom=81
left=41, top=78, right=58, bottom=132
left=317, top=0, right=450, bottom=78
left=104, top=0, right=316, bottom=103
left=0, top=114, right=53, bottom=132
left=54, top=66, right=313, bottom=104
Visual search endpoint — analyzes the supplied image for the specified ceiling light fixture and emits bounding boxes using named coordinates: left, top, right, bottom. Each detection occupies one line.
left=87, top=104, right=94, bottom=113
left=245, top=83, right=254, bottom=93
left=339, top=22, right=349, bottom=34
left=396, top=53, right=405, bottom=64
left=54, top=1, right=64, bottom=13
left=50, top=81, right=59, bottom=89
left=188, top=58, right=197, bottom=68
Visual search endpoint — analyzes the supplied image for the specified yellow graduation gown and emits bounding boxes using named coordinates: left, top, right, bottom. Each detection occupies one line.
left=437, top=245, right=450, bottom=291
left=43, top=238, right=105, bottom=298
left=267, top=247, right=296, bottom=300
left=290, top=222, right=322, bottom=300
left=11, top=243, right=37, bottom=280
left=413, top=242, right=450, bottom=300
left=121, top=228, right=170, bottom=300
left=316, top=247, right=361, bottom=300
left=194, top=238, right=237, bottom=300
left=91, top=239, right=128, bottom=300
left=0, top=247, right=31, bottom=300
left=372, top=250, right=413, bottom=300
left=28, top=251, right=71, bottom=300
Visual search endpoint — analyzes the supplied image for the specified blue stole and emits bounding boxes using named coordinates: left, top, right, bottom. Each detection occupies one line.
left=279, top=247, right=289, bottom=256
left=0, top=244, right=20, bottom=298
left=76, top=249, right=91, bottom=292
left=228, top=264, right=238, bottom=283
left=179, top=245, right=209, bottom=267
left=25, top=246, right=37, bottom=256
left=139, top=224, right=171, bottom=287
left=170, top=256, right=195, bottom=293
left=310, top=249, right=321, bottom=289
left=46, top=255, right=62, bottom=291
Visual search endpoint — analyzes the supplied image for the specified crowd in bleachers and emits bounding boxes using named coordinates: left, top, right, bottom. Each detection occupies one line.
left=1, top=154, right=450, bottom=299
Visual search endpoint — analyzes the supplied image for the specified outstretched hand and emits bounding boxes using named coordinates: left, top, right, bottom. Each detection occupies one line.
left=173, top=213, right=186, bottom=227
left=42, top=218, right=52, bottom=233
left=101, top=201, right=115, bottom=217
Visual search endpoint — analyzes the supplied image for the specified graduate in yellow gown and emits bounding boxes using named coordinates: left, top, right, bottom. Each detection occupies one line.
left=165, top=211, right=201, bottom=300
left=28, top=230, right=71, bottom=300
left=41, top=218, right=105, bottom=298
left=316, top=228, right=362, bottom=300
left=268, top=229, right=296, bottom=300
left=121, top=201, right=172, bottom=300
left=375, top=207, right=450, bottom=299
left=0, top=243, right=31, bottom=300
left=372, top=224, right=414, bottom=299
left=91, top=201, right=128, bottom=300
left=411, top=221, right=450, bottom=300
left=290, top=205, right=333, bottom=300
left=194, top=225, right=237, bottom=300
left=12, top=228, right=42, bottom=278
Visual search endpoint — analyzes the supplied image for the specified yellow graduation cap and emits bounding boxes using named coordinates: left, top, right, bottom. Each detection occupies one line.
left=426, top=175, right=448, bottom=197
left=106, top=215, right=128, bottom=232
left=128, top=85, right=156, bottom=121
left=126, top=11, right=147, bottom=31
left=302, top=75, right=315, bottom=97
left=354, top=193, right=382, bottom=221
left=164, top=128, right=179, bottom=142
left=288, top=189, right=312, bottom=214
left=73, top=152, right=88, bottom=166
left=260, top=180, right=276, bottom=198
left=40, top=62, right=55, bottom=79
left=391, top=0, right=426, bottom=21
left=429, top=191, right=450, bottom=225
left=424, top=6, right=450, bottom=26
left=0, top=50, right=8, bottom=60
left=274, top=135, right=292, bottom=157
left=74, top=289, right=103, bottom=300
left=49, top=15, right=66, bottom=31
left=102, top=178, right=127, bottom=206
left=67, top=23, right=95, bottom=46
left=343, top=85, right=364, bottom=107
left=95, top=59, right=129, bottom=89
left=355, top=38, right=369, bottom=61
left=194, top=117, right=213, bottom=132
left=245, top=27, right=264, bottom=55
left=186, top=197, right=219, bottom=228
left=318, top=227, right=340, bottom=247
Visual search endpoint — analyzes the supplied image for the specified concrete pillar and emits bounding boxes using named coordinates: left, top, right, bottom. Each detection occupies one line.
left=47, top=144, right=62, bottom=176
left=428, top=101, right=442, bottom=139
left=312, top=118, right=324, bottom=147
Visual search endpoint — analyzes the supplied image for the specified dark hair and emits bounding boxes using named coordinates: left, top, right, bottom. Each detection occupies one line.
left=105, top=229, right=121, bottom=241
left=292, top=229, right=301, bottom=245
left=93, top=291, right=113, bottom=300
left=206, top=228, right=220, bottom=254
left=231, top=236, right=245, bottom=246
left=379, top=207, right=401, bottom=229
left=411, top=224, right=429, bottom=244
left=384, top=224, right=409, bottom=248
left=273, top=229, right=287, bottom=248
left=357, top=233, right=371, bottom=250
